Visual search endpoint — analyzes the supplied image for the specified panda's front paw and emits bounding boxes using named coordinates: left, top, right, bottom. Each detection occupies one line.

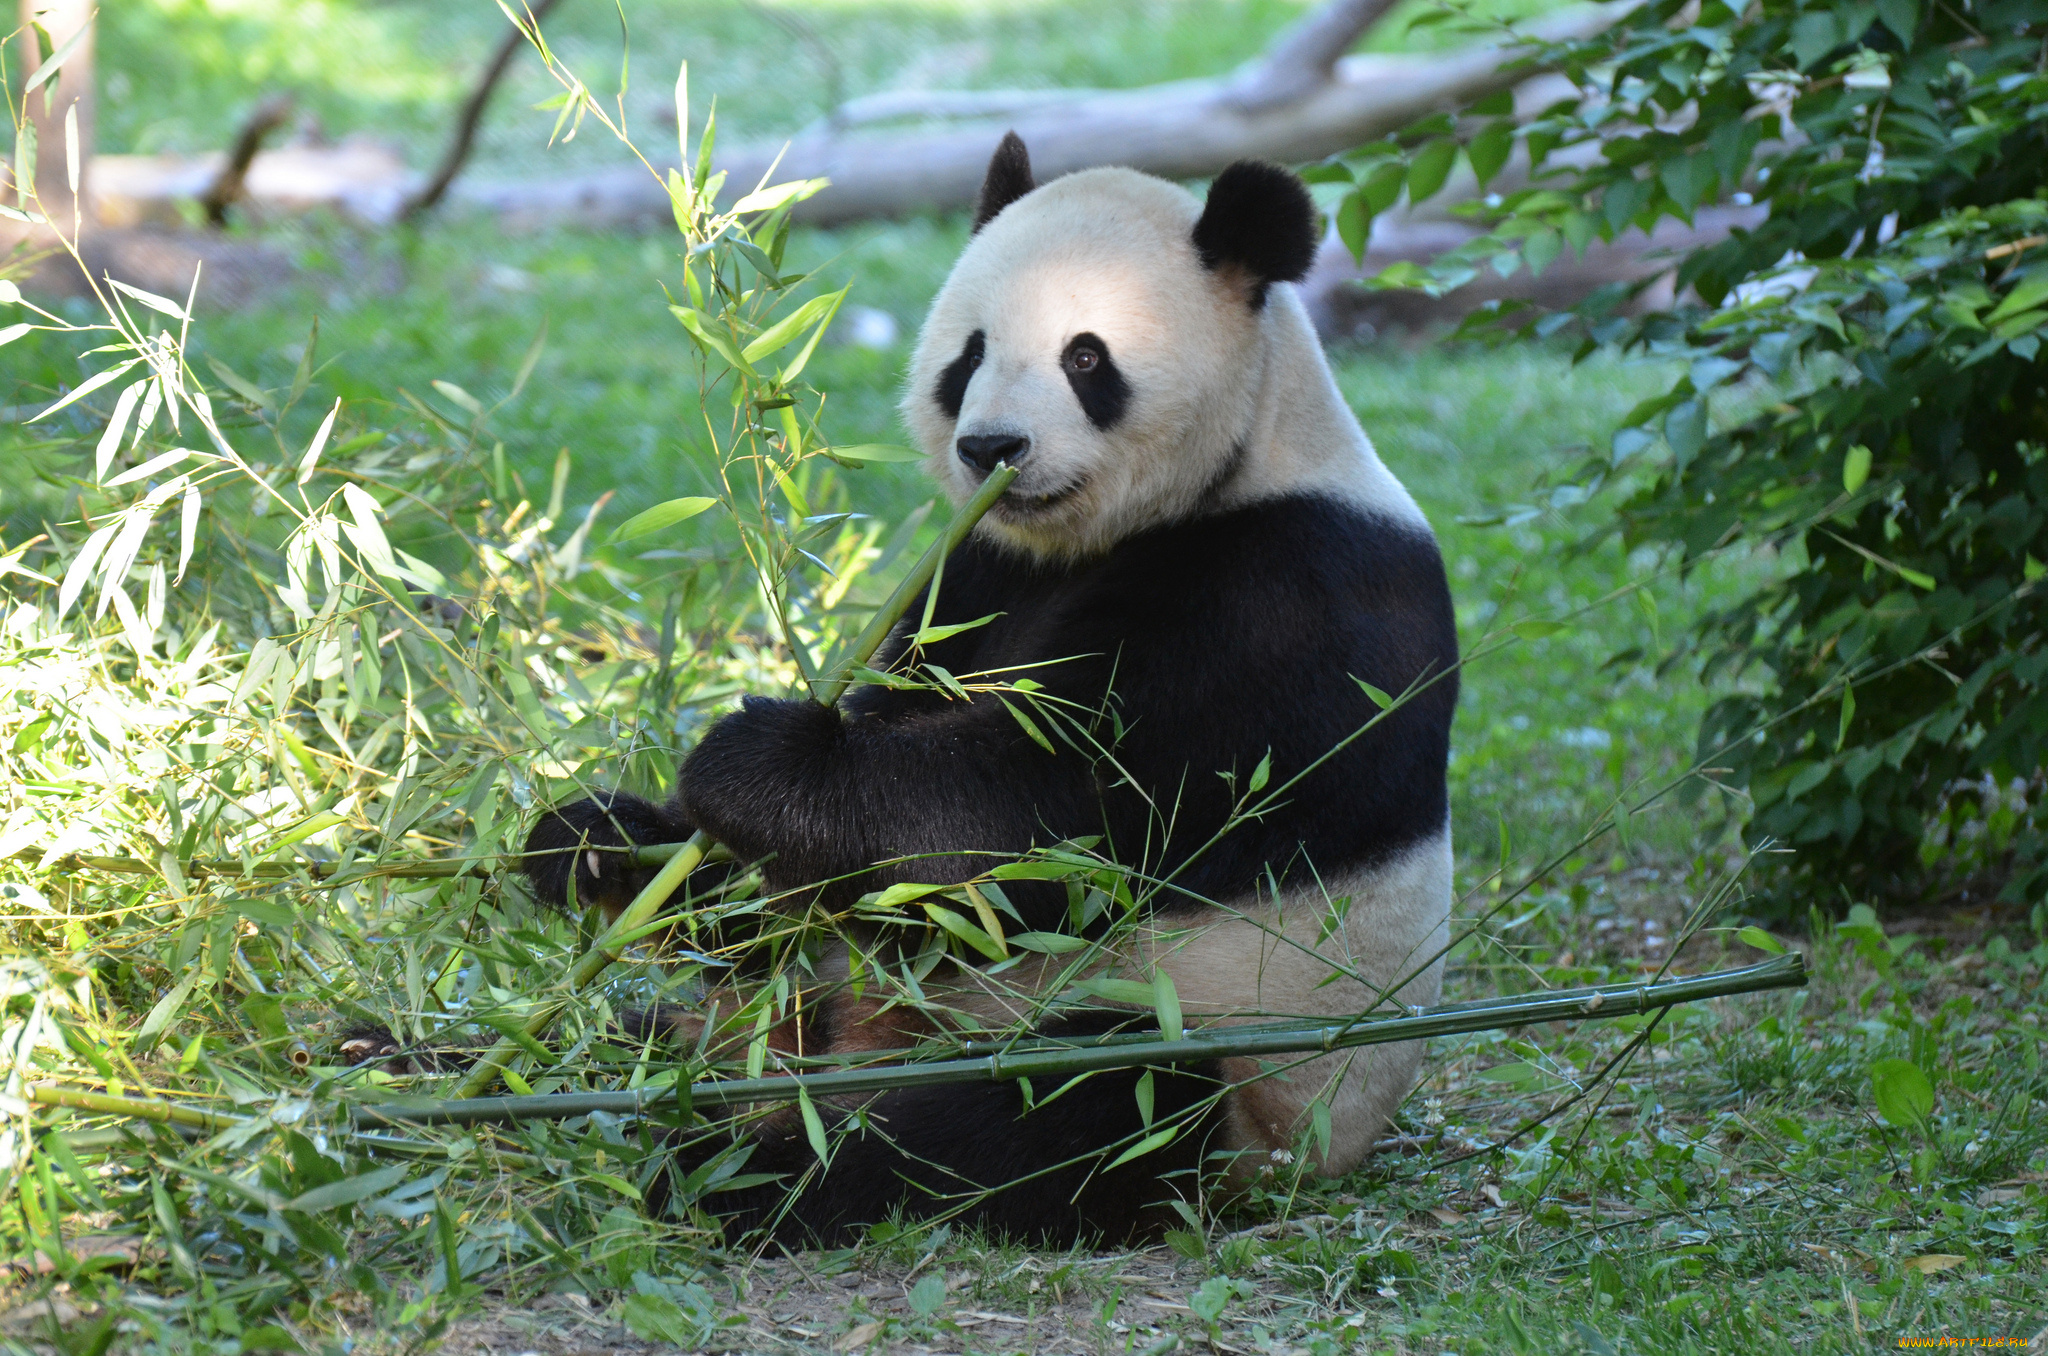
left=678, top=696, right=842, bottom=855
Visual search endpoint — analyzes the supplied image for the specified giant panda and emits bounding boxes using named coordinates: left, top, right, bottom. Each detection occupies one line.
left=522, top=132, right=1459, bottom=1247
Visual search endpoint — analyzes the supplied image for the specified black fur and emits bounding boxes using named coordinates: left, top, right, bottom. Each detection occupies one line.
left=650, top=1016, right=1223, bottom=1247
left=972, top=131, right=1036, bottom=234
left=934, top=329, right=985, bottom=421
left=673, top=494, right=1457, bottom=922
left=1191, top=161, right=1320, bottom=308
left=520, top=787, right=695, bottom=917
left=1062, top=332, right=1130, bottom=431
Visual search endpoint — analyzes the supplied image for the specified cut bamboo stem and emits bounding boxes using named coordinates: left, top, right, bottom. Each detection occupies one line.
left=28, top=957, right=1803, bottom=1153
left=366, top=954, right=1806, bottom=1126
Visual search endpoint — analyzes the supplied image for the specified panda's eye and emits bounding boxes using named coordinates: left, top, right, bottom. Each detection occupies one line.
left=1065, top=345, right=1100, bottom=374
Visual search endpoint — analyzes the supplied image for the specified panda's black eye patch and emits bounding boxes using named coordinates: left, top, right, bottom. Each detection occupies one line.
left=1062, top=333, right=1129, bottom=431
left=934, top=329, right=986, bottom=421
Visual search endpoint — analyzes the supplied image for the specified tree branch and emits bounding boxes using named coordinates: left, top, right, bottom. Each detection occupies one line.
left=400, top=0, right=569, bottom=223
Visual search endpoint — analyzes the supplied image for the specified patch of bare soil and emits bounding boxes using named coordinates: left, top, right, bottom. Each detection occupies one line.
left=434, top=1244, right=1292, bottom=1356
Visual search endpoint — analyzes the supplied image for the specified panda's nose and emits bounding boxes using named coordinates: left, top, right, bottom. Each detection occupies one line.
left=956, top=433, right=1029, bottom=474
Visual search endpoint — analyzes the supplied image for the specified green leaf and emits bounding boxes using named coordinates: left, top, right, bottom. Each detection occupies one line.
left=1870, top=1057, right=1933, bottom=1128
left=923, top=902, right=1007, bottom=960
left=1073, top=976, right=1157, bottom=1006
left=1007, top=931, right=1087, bottom=954
left=1247, top=750, right=1271, bottom=794
left=22, top=22, right=88, bottom=98
left=1152, top=969, right=1183, bottom=1042
left=1512, top=620, right=1565, bottom=639
left=1359, top=160, right=1407, bottom=214
left=1134, top=1068, right=1155, bottom=1126
left=1875, top=0, right=1917, bottom=42
left=907, top=1271, right=948, bottom=1317
left=608, top=496, right=717, bottom=544
left=1355, top=678, right=1393, bottom=707
left=1664, top=399, right=1706, bottom=466
left=1842, top=444, right=1872, bottom=494
left=864, top=881, right=940, bottom=909
left=827, top=443, right=923, bottom=464
left=1406, top=138, right=1460, bottom=204
left=668, top=306, right=751, bottom=371
left=1105, top=1124, right=1178, bottom=1170
left=2025, top=555, right=2045, bottom=582
left=284, top=1163, right=412, bottom=1214
left=741, top=287, right=845, bottom=363
left=796, top=1085, right=830, bottom=1162
left=1000, top=697, right=1057, bottom=754
left=622, top=1293, right=704, bottom=1346
left=431, top=379, right=483, bottom=417
left=1336, top=192, right=1373, bottom=264
left=912, top=612, right=1002, bottom=645
left=1736, top=925, right=1787, bottom=955
left=1467, top=121, right=1515, bottom=188
left=1985, top=267, right=2048, bottom=325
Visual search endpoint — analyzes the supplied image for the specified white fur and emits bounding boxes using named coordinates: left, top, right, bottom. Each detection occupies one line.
left=902, top=165, right=1427, bottom=560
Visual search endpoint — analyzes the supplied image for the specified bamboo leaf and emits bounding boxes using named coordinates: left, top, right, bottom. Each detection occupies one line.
left=827, top=443, right=923, bottom=464
left=104, top=446, right=197, bottom=488
left=1152, top=970, right=1182, bottom=1042
left=1007, top=931, right=1087, bottom=954
left=1105, top=1124, right=1177, bottom=1171
left=22, top=23, right=88, bottom=97
left=740, top=287, right=845, bottom=363
left=298, top=399, right=342, bottom=484
left=731, top=177, right=829, bottom=215
left=109, top=279, right=189, bottom=321
left=32, top=359, right=140, bottom=423
left=608, top=496, right=717, bottom=544
left=95, top=382, right=144, bottom=480
left=669, top=306, right=751, bottom=371
left=1000, top=697, right=1056, bottom=754
left=796, top=1085, right=830, bottom=1162
left=923, top=902, right=1007, bottom=961
left=284, top=1164, right=412, bottom=1214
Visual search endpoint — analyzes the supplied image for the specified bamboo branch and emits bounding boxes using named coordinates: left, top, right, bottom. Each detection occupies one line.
left=399, top=0, right=569, bottom=222
left=198, top=93, right=293, bottom=227
left=449, top=464, right=1021, bottom=1100
left=365, top=955, right=1806, bottom=1126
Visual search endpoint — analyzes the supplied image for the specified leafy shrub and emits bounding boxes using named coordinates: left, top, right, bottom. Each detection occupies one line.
left=1316, top=0, right=2048, bottom=911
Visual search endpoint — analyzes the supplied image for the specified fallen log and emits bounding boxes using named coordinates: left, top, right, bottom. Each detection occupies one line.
left=1301, top=203, right=1768, bottom=339
left=457, top=1, right=1631, bottom=228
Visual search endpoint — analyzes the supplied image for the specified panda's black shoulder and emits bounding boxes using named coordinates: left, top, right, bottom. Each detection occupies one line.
left=1100, top=493, right=1454, bottom=640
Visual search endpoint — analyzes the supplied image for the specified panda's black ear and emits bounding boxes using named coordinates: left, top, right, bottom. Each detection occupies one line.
left=1192, top=160, right=1319, bottom=307
left=973, top=132, right=1036, bottom=234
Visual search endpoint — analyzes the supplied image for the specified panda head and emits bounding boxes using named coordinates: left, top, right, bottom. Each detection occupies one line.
left=901, top=133, right=1320, bottom=560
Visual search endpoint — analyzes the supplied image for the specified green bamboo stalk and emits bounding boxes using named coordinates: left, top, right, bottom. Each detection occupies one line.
left=811, top=464, right=1018, bottom=706
left=8, top=842, right=709, bottom=885
left=361, top=954, right=1806, bottom=1127
left=28, top=1084, right=240, bottom=1133
left=450, top=463, right=1021, bottom=1099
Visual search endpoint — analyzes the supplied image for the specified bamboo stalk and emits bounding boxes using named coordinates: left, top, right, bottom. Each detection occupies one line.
left=450, top=464, right=1021, bottom=1099
left=363, top=954, right=1806, bottom=1126
left=27, top=1084, right=240, bottom=1133
left=8, top=842, right=705, bottom=883
left=811, top=463, right=1019, bottom=706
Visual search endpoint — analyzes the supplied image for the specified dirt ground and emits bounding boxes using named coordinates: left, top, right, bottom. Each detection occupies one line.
left=435, top=1245, right=1233, bottom=1356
